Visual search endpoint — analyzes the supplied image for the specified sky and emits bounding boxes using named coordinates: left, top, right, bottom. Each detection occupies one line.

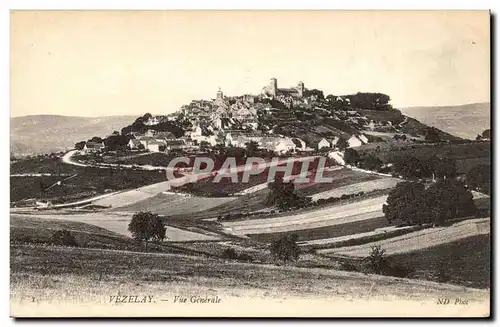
left=10, top=10, right=490, bottom=117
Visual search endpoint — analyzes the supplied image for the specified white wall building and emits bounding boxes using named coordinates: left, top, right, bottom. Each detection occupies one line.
left=317, top=138, right=331, bottom=150
left=347, top=135, right=363, bottom=148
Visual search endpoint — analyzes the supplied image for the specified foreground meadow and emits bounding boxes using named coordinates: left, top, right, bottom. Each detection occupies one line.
left=10, top=244, right=489, bottom=317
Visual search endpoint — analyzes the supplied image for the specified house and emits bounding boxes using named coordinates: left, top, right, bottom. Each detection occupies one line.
left=358, top=134, right=369, bottom=144
left=317, top=138, right=331, bottom=150
left=83, top=142, right=105, bottom=153
left=165, top=139, right=188, bottom=151
left=192, top=125, right=203, bottom=137
left=347, top=135, right=363, bottom=148
left=128, top=139, right=143, bottom=150
left=136, top=136, right=154, bottom=148
left=145, top=129, right=157, bottom=137
left=272, top=138, right=296, bottom=154
left=197, top=135, right=218, bottom=147
left=260, top=137, right=296, bottom=154
left=147, top=141, right=166, bottom=153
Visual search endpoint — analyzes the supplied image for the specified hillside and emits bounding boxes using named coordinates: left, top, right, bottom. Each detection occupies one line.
left=399, top=102, right=490, bottom=140
left=10, top=115, right=136, bottom=156
left=10, top=243, right=489, bottom=317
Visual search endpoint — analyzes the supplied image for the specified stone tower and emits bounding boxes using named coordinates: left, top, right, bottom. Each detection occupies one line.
left=269, top=78, right=278, bottom=97
left=296, top=81, right=305, bottom=97
left=216, top=87, right=224, bottom=101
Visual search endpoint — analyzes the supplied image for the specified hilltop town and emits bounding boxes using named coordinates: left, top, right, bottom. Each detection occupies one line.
left=72, top=77, right=460, bottom=160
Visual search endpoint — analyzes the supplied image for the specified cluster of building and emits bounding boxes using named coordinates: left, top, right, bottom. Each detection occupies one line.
left=317, top=134, right=369, bottom=150
left=80, top=77, right=377, bottom=156
left=126, top=131, right=189, bottom=153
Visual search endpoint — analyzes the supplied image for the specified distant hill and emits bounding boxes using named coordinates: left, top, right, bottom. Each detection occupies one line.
left=10, top=115, right=136, bottom=156
left=399, top=103, right=490, bottom=140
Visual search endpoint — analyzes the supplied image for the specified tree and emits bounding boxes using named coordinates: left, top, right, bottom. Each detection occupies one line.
left=336, top=138, right=349, bottom=151
left=383, top=180, right=476, bottom=227
left=425, top=127, right=441, bottom=143
left=467, top=164, right=491, bottom=195
left=431, top=157, right=456, bottom=180
left=392, top=156, right=426, bottom=179
left=266, top=176, right=311, bottom=210
left=425, top=180, right=476, bottom=225
left=270, top=234, right=300, bottom=264
left=304, top=89, right=325, bottom=100
left=362, top=153, right=383, bottom=171
left=88, top=136, right=104, bottom=143
left=245, top=141, right=260, bottom=153
left=74, top=141, right=86, bottom=150
left=104, top=134, right=129, bottom=151
left=347, top=92, right=392, bottom=111
left=128, top=211, right=166, bottom=251
left=344, top=148, right=361, bottom=166
left=482, top=129, right=491, bottom=139
left=50, top=230, right=78, bottom=247
left=383, top=181, right=430, bottom=225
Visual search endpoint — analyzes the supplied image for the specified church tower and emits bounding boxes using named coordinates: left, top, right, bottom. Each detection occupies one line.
left=269, top=78, right=278, bottom=97
left=296, top=81, right=305, bottom=97
left=216, top=87, right=224, bottom=101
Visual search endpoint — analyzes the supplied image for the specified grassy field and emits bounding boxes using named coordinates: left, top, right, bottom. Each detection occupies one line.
left=177, top=168, right=385, bottom=220
left=295, top=168, right=382, bottom=197
left=10, top=156, right=81, bottom=175
left=390, top=235, right=491, bottom=289
left=11, top=162, right=168, bottom=204
left=172, top=169, right=274, bottom=197
left=322, top=218, right=490, bottom=257
left=171, top=160, right=327, bottom=197
left=182, top=189, right=272, bottom=220
left=10, top=215, right=189, bottom=254
left=111, top=193, right=235, bottom=216
left=247, top=216, right=389, bottom=243
left=358, top=109, right=405, bottom=125
left=308, top=178, right=399, bottom=201
left=357, top=141, right=490, bottom=163
left=10, top=244, right=489, bottom=309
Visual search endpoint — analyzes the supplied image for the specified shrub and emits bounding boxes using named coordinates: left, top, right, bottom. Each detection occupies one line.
left=270, top=234, right=300, bottom=264
left=237, top=253, right=254, bottom=262
left=365, top=245, right=388, bottom=274
left=50, top=230, right=78, bottom=247
left=222, top=248, right=239, bottom=260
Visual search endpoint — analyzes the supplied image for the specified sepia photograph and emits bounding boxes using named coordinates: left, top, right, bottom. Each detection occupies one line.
left=9, top=10, right=491, bottom=318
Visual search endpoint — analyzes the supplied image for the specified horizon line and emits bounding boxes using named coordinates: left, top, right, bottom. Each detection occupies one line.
left=10, top=100, right=491, bottom=119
